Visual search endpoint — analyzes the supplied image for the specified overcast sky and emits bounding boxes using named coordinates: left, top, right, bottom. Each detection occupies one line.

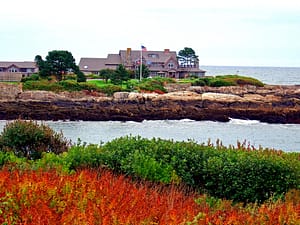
left=1, top=0, right=300, bottom=67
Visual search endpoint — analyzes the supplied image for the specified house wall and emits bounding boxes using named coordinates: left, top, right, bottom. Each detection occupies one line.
left=0, top=72, right=23, bottom=82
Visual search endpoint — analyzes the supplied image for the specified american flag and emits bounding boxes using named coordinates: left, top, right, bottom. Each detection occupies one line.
left=141, top=45, right=147, bottom=51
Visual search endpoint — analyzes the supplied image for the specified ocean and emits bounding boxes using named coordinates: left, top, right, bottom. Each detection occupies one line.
left=0, top=66, right=299, bottom=152
left=201, top=65, right=300, bottom=85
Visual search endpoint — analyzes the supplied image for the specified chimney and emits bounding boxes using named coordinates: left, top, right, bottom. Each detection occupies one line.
left=126, top=48, right=132, bottom=65
left=126, top=48, right=131, bottom=55
left=164, top=49, right=170, bottom=53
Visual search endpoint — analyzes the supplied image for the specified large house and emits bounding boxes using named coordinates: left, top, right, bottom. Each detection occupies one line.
left=0, top=61, right=38, bottom=81
left=79, top=48, right=205, bottom=78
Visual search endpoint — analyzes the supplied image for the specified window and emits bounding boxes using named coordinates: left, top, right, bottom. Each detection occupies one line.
left=168, top=63, right=174, bottom=68
left=148, top=54, right=159, bottom=58
left=8, top=67, right=18, bottom=72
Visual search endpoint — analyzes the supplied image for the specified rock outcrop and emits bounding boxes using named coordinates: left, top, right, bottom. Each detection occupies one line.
left=0, top=84, right=299, bottom=123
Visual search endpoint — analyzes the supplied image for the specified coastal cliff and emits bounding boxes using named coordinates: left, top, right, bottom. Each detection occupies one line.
left=0, top=83, right=299, bottom=123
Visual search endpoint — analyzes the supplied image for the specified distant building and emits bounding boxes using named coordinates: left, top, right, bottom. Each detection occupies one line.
left=0, top=61, right=38, bottom=81
left=79, top=48, right=205, bottom=78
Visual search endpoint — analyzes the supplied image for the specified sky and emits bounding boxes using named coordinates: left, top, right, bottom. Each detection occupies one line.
left=1, top=0, right=300, bottom=67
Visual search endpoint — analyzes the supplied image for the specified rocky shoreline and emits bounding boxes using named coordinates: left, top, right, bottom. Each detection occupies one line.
left=0, top=83, right=300, bottom=124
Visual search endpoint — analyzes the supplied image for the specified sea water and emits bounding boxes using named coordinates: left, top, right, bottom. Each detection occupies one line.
left=0, top=66, right=299, bottom=152
left=0, top=119, right=299, bottom=152
left=201, top=65, right=300, bottom=85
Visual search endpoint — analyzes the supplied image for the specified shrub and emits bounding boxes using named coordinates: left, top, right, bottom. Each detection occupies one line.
left=76, top=70, right=87, bottom=82
left=78, top=82, right=101, bottom=92
left=202, top=149, right=299, bottom=203
left=58, top=80, right=82, bottom=91
left=217, top=75, right=264, bottom=87
left=101, top=136, right=207, bottom=185
left=138, top=79, right=167, bottom=93
left=191, top=75, right=264, bottom=87
left=61, top=143, right=104, bottom=171
left=209, top=78, right=235, bottom=87
left=21, top=73, right=40, bottom=82
left=0, top=120, right=70, bottom=160
left=101, top=136, right=300, bottom=203
left=64, top=74, right=77, bottom=80
left=23, top=79, right=101, bottom=93
left=191, top=79, right=206, bottom=86
left=85, top=74, right=100, bottom=79
left=22, top=80, right=64, bottom=92
left=99, top=84, right=123, bottom=96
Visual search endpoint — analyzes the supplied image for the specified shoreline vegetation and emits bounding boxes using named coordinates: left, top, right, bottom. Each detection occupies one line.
left=0, top=75, right=300, bottom=124
left=0, top=120, right=299, bottom=224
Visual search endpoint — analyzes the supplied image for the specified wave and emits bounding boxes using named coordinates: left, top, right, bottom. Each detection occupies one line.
left=228, top=118, right=261, bottom=125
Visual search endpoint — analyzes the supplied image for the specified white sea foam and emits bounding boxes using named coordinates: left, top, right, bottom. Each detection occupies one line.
left=229, top=118, right=261, bottom=125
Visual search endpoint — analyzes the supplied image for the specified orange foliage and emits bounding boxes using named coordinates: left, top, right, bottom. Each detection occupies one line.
left=0, top=169, right=299, bottom=225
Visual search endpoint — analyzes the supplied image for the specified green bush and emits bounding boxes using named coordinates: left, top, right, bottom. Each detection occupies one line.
left=0, top=120, right=70, bottom=160
left=201, top=149, right=299, bottom=203
left=62, top=143, right=104, bottom=171
left=76, top=70, right=87, bottom=82
left=78, top=82, right=102, bottom=92
left=23, top=79, right=101, bottom=93
left=23, top=80, right=64, bottom=92
left=85, top=74, right=100, bottom=79
left=138, top=79, right=167, bottom=93
left=21, top=73, right=40, bottom=82
left=64, top=74, right=77, bottom=80
left=101, top=136, right=300, bottom=203
left=191, top=75, right=264, bottom=87
left=0, top=151, right=9, bottom=167
left=99, top=84, right=123, bottom=96
left=218, top=75, right=264, bottom=87
left=191, top=79, right=206, bottom=86
left=209, top=78, right=235, bottom=87
left=101, top=136, right=208, bottom=185
left=58, top=80, right=82, bottom=91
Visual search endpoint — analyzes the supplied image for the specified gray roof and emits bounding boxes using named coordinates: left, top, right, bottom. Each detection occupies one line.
left=0, top=61, right=36, bottom=68
left=106, top=54, right=121, bottom=64
left=79, top=58, right=107, bottom=71
left=119, top=50, right=178, bottom=64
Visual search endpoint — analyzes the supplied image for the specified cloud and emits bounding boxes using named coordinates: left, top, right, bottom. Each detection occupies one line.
left=1, top=0, right=299, bottom=66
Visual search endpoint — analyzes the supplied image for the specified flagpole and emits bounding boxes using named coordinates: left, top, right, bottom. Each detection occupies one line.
left=139, top=46, right=143, bottom=81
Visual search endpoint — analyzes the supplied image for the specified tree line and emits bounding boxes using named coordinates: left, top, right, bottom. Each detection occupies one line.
left=34, top=47, right=199, bottom=84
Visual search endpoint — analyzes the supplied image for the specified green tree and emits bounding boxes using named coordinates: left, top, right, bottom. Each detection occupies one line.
left=111, top=64, right=130, bottom=85
left=35, top=50, right=85, bottom=82
left=74, top=67, right=86, bottom=82
left=136, top=64, right=150, bottom=79
left=35, top=55, right=51, bottom=78
left=178, top=47, right=199, bottom=67
left=99, top=69, right=115, bottom=83
left=0, top=120, right=69, bottom=160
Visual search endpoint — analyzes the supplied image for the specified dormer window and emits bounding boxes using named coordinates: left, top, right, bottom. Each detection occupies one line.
left=8, top=67, right=18, bottom=72
left=148, top=54, right=159, bottom=58
left=168, top=63, right=174, bottom=68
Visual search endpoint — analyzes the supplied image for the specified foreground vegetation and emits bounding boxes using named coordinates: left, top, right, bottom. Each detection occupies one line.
left=0, top=169, right=299, bottom=224
left=1, top=120, right=299, bottom=224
